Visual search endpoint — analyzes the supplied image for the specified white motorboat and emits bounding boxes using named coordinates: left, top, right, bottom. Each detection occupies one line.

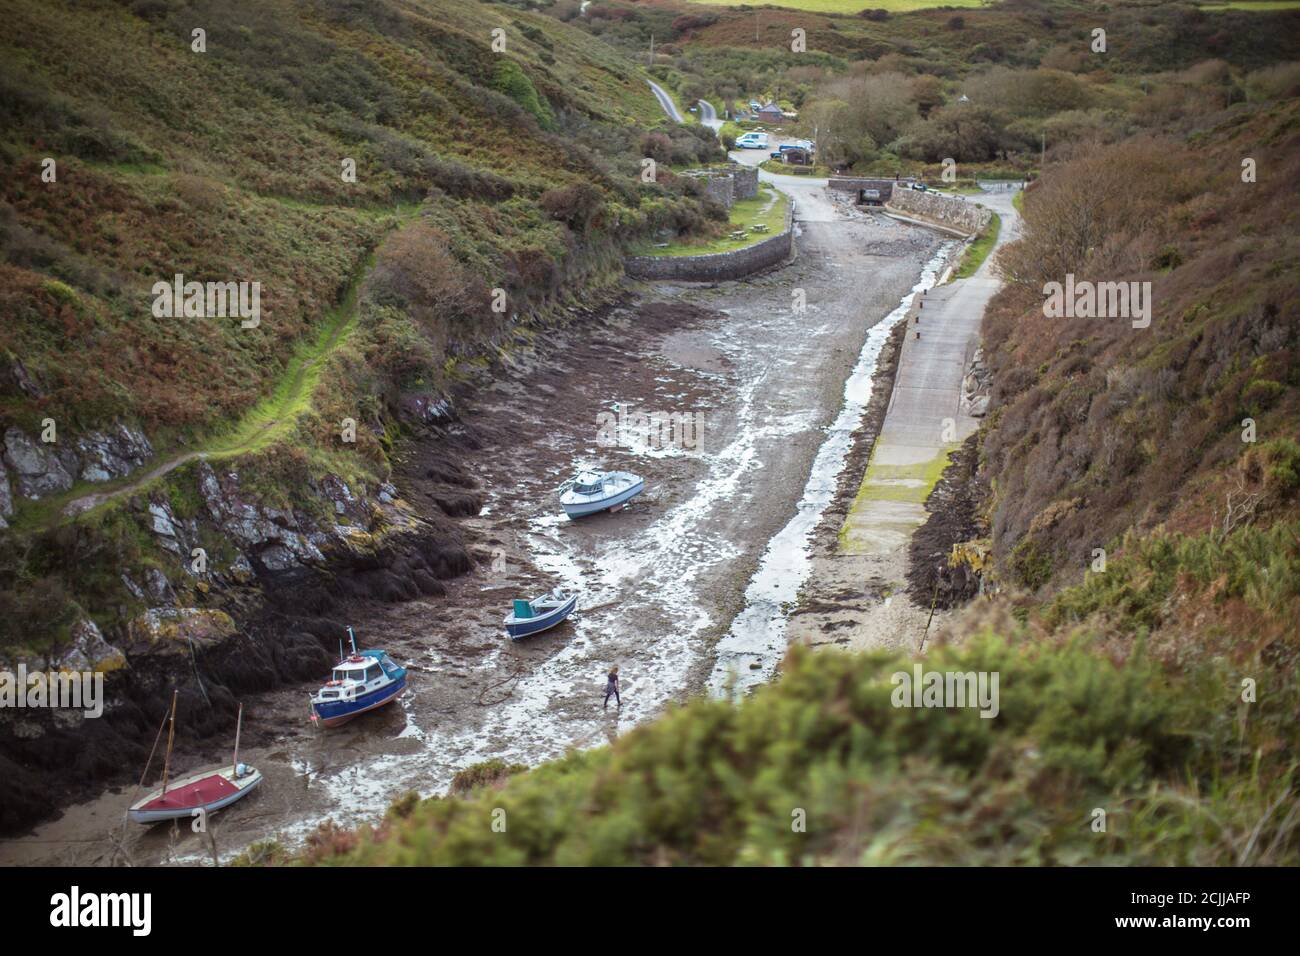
left=558, top=470, right=645, bottom=518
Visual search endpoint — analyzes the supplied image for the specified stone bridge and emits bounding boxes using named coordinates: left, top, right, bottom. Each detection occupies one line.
left=827, top=177, right=911, bottom=205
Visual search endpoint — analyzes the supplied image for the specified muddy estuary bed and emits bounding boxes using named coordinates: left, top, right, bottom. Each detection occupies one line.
left=2, top=212, right=948, bottom=866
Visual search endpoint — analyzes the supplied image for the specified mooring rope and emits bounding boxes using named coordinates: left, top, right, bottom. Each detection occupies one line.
left=187, top=635, right=211, bottom=707
left=110, top=701, right=172, bottom=867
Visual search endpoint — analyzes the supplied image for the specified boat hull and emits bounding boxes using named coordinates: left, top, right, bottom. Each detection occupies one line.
left=312, top=674, right=407, bottom=728
left=128, top=766, right=262, bottom=824
left=561, top=479, right=645, bottom=519
left=505, top=594, right=578, bottom=639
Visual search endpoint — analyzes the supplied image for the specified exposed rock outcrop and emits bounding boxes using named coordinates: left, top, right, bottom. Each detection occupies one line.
left=73, top=424, right=153, bottom=482
left=0, top=422, right=154, bottom=505
left=197, top=462, right=328, bottom=574
left=398, top=393, right=454, bottom=425
left=962, top=346, right=993, bottom=417
left=190, top=459, right=470, bottom=609
left=0, top=457, right=12, bottom=528
left=53, top=618, right=128, bottom=674
left=0, top=434, right=478, bottom=835
left=3, top=426, right=73, bottom=499
left=0, top=617, right=127, bottom=675
left=125, top=607, right=239, bottom=659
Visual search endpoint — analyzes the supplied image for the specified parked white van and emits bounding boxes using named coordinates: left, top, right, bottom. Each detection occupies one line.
left=735, top=131, right=769, bottom=149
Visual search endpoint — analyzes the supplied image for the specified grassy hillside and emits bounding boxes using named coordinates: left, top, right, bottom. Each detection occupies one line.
left=0, top=0, right=673, bottom=441
left=546, top=0, right=1300, bottom=184
left=0, top=0, right=730, bottom=653
left=982, top=98, right=1300, bottom=593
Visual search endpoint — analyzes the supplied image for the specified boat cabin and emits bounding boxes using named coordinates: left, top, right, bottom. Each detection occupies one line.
left=317, top=651, right=399, bottom=701
left=570, top=472, right=605, bottom=496
left=331, top=658, right=382, bottom=684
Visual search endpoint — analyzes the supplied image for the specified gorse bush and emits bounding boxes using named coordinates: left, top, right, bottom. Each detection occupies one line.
left=1044, top=520, right=1300, bottom=641
left=539, top=183, right=605, bottom=229
left=1243, top=439, right=1300, bottom=497
left=285, top=617, right=1296, bottom=865
left=449, top=759, right=528, bottom=796
left=253, top=500, right=1300, bottom=867
left=492, top=58, right=556, bottom=131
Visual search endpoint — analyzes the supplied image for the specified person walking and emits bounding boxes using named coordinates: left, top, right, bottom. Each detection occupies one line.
left=604, top=666, right=621, bottom=710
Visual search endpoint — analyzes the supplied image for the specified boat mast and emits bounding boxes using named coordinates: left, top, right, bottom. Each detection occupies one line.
left=160, top=689, right=178, bottom=797
left=347, top=625, right=358, bottom=656
left=232, top=702, right=244, bottom=771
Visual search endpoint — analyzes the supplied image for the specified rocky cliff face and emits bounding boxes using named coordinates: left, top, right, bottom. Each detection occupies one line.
left=0, top=458, right=11, bottom=529
left=0, top=351, right=151, bottom=528
left=962, top=346, right=992, bottom=419
left=0, top=405, right=480, bottom=834
left=1, top=423, right=154, bottom=509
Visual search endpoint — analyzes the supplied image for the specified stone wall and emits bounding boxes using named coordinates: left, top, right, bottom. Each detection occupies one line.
left=732, top=165, right=758, bottom=200
left=885, top=187, right=992, bottom=236
left=699, top=174, right=734, bottom=208
left=625, top=204, right=794, bottom=281
left=686, top=164, right=759, bottom=209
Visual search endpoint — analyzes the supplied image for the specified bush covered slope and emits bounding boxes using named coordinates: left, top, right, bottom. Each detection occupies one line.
left=0, top=0, right=725, bottom=653
left=1, top=0, right=647, bottom=436
left=566, top=0, right=1300, bottom=180
left=257, top=515, right=1298, bottom=865
left=983, top=99, right=1299, bottom=592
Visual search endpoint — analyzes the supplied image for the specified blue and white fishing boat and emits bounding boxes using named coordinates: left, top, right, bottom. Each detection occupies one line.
left=558, top=470, right=645, bottom=519
left=504, top=588, right=578, bottom=640
left=310, top=628, right=408, bottom=728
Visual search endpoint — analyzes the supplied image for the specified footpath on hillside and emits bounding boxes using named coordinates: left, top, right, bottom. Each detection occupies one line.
left=26, top=255, right=377, bottom=526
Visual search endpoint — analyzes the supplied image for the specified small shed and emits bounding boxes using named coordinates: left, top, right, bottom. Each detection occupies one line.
left=756, top=102, right=785, bottom=124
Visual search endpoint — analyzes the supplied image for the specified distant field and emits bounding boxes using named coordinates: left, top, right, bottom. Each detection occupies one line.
left=682, top=0, right=984, bottom=11
left=1198, top=1, right=1300, bottom=9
